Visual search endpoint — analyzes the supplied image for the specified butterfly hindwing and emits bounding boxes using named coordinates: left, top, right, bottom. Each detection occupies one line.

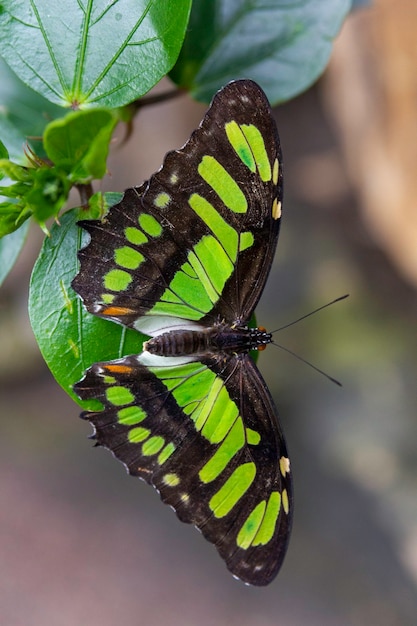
left=74, top=350, right=292, bottom=586
left=72, top=80, right=282, bottom=329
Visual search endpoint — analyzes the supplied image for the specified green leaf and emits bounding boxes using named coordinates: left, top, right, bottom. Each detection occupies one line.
left=44, top=109, right=118, bottom=181
left=0, top=219, right=29, bottom=285
left=26, top=166, right=71, bottom=226
left=0, top=112, right=26, bottom=162
left=0, top=159, right=30, bottom=182
left=0, top=0, right=192, bottom=108
left=170, top=0, right=351, bottom=104
left=28, top=205, right=144, bottom=408
left=86, top=191, right=123, bottom=220
left=0, top=201, right=30, bottom=237
left=0, top=58, right=63, bottom=152
left=0, top=160, right=71, bottom=234
left=0, top=151, right=32, bottom=237
left=0, top=140, right=8, bottom=160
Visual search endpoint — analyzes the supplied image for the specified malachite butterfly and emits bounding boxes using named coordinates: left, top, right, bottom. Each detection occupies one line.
left=72, top=79, right=292, bottom=586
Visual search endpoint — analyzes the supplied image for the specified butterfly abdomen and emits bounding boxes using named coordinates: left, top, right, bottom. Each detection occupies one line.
left=144, top=325, right=272, bottom=356
left=144, top=329, right=212, bottom=356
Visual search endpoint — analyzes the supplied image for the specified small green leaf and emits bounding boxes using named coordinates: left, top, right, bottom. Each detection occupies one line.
left=44, top=109, right=117, bottom=181
left=29, top=205, right=144, bottom=407
left=0, top=0, right=192, bottom=108
left=170, top=0, right=351, bottom=104
left=85, top=191, right=123, bottom=221
left=27, top=166, right=71, bottom=225
left=0, top=140, right=8, bottom=160
left=0, top=219, right=29, bottom=285
left=0, top=160, right=71, bottom=234
left=0, top=201, right=30, bottom=238
left=0, top=159, right=30, bottom=182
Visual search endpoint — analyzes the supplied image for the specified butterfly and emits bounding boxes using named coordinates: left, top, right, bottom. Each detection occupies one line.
left=72, top=79, right=292, bottom=586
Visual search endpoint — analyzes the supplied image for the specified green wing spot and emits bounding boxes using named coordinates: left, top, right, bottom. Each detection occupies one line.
left=162, top=363, right=243, bottom=473
left=183, top=401, right=199, bottom=416
left=160, top=290, right=184, bottom=304
left=193, top=376, right=223, bottom=431
left=237, top=500, right=266, bottom=549
left=188, top=247, right=218, bottom=303
left=139, top=213, right=162, bottom=237
left=241, top=124, right=271, bottom=182
left=252, top=491, right=281, bottom=546
left=118, top=405, right=147, bottom=425
left=142, top=435, right=165, bottom=456
left=152, top=232, right=236, bottom=319
left=128, top=426, right=150, bottom=443
left=106, top=385, right=135, bottom=406
left=198, top=156, right=247, bottom=213
left=153, top=362, right=210, bottom=392
left=158, top=442, right=176, bottom=465
left=103, top=375, right=116, bottom=384
left=225, top=120, right=256, bottom=172
left=239, top=231, right=254, bottom=252
left=188, top=193, right=238, bottom=260
left=101, top=293, right=115, bottom=304
left=199, top=419, right=245, bottom=483
left=104, top=269, right=132, bottom=292
left=167, top=364, right=239, bottom=444
left=152, top=264, right=211, bottom=319
left=246, top=428, right=261, bottom=445
left=169, top=364, right=215, bottom=405
left=125, top=227, right=148, bottom=246
left=163, top=473, right=180, bottom=487
left=273, top=157, right=279, bottom=185
left=192, top=235, right=234, bottom=297
left=154, top=192, right=171, bottom=208
left=200, top=386, right=239, bottom=443
left=115, top=246, right=144, bottom=270
left=181, top=261, right=198, bottom=278
left=209, top=462, right=256, bottom=518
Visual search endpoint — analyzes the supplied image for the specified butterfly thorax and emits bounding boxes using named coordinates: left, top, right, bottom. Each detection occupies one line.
left=144, top=325, right=272, bottom=357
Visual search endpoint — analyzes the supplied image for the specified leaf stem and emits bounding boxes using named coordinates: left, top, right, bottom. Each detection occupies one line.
left=76, top=183, right=94, bottom=208
left=130, top=87, right=184, bottom=111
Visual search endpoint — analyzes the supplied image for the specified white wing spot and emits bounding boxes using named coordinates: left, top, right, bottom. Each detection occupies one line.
left=279, top=456, right=290, bottom=477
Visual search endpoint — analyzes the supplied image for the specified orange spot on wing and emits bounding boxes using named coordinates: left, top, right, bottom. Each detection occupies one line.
left=104, top=364, right=134, bottom=375
left=102, top=306, right=134, bottom=316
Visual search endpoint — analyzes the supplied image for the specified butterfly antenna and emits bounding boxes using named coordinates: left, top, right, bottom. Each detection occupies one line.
left=269, top=294, right=348, bottom=386
left=271, top=341, right=342, bottom=386
left=270, top=294, right=349, bottom=333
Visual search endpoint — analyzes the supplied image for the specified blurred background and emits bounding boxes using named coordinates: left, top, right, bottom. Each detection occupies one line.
left=1, top=2, right=417, bottom=624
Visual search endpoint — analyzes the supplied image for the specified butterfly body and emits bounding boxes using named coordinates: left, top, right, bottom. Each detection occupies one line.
left=144, top=324, right=272, bottom=356
left=72, top=79, right=292, bottom=586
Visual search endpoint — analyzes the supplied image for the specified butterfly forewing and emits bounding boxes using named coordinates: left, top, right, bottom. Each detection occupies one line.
left=72, top=80, right=282, bottom=329
left=72, top=80, right=291, bottom=585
